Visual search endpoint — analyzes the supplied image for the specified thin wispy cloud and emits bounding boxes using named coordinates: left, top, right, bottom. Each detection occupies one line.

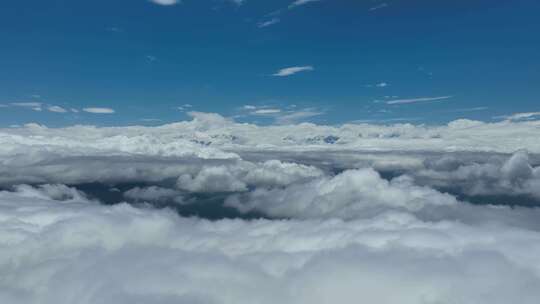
left=275, top=108, right=324, bottom=124
left=258, top=18, right=280, bottom=28
left=273, top=66, right=314, bottom=77
left=177, top=104, right=193, bottom=111
left=496, top=111, right=540, bottom=121
left=386, top=96, right=453, bottom=105
left=10, top=102, right=43, bottom=111
left=369, top=3, right=389, bottom=11
left=149, top=0, right=179, bottom=6
left=288, top=0, right=321, bottom=9
left=83, top=107, right=115, bottom=114
left=253, top=108, right=282, bottom=115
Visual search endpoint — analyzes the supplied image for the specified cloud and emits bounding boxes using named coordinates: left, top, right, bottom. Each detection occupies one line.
left=3, top=183, right=540, bottom=303
left=273, top=66, right=314, bottom=77
left=258, top=18, right=280, bottom=28
left=47, top=105, right=68, bottom=113
left=149, top=0, right=179, bottom=5
left=497, top=112, right=540, bottom=121
left=386, top=96, right=453, bottom=105
left=253, top=109, right=282, bottom=115
left=2, top=113, right=540, bottom=303
left=369, top=3, right=389, bottom=11
left=124, top=186, right=184, bottom=203
left=10, top=102, right=43, bottom=111
left=275, top=109, right=324, bottom=125
left=288, top=0, right=321, bottom=9
left=226, top=168, right=458, bottom=219
left=82, top=107, right=115, bottom=114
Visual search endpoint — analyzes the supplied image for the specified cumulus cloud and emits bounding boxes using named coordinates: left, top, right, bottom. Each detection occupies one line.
left=83, top=107, right=115, bottom=114
left=273, top=66, right=314, bottom=77
left=411, top=150, right=540, bottom=199
left=226, top=168, right=458, bottom=219
left=2, top=114, right=540, bottom=303
left=3, top=184, right=540, bottom=303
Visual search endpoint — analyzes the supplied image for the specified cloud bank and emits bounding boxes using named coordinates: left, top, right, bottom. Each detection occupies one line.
left=2, top=113, right=540, bottom=303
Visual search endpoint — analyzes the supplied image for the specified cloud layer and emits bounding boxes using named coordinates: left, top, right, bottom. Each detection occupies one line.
left=2, top=113, right=540, bottom=303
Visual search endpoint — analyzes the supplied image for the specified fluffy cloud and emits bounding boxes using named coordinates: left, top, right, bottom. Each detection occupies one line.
left=2, top=112, right=540, bottom=303
left=2, top=184, right=540, bottom=303
left=226, top=168, right=458, bottom=219
left=411, top=150, right=540, bottom=199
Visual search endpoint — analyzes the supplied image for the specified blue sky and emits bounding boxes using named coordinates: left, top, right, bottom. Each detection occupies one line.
left=1, top=0, right=539, bottom=127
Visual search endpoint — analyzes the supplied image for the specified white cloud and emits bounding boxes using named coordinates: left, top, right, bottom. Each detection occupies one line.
left=275, top=109, right=324, bottom=124
left=258, top=18, right=280, bottom=28
left=149, top=0, right=179, bottom=5
left=273, top=66, right=314, bottom=77
left=3, top=183, right=540, bottom=303
left=253, top=109, right=282, bottom=115
left=497, top=112, right=540, bottom=121
left=82, top=107, right=115, bottom=114
left=10, top=102, right=43, bottom=111
left=47, top=105, right=68, bottom=113
left=2, top=114, right=540, bottom=303
left=288, top=0, right=321, bottom=9
left=369, top=3, right=389, bottom=11
left=386, top=96, right=453, bottom=105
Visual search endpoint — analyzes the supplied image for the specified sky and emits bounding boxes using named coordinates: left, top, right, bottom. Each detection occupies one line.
left=3, top=2, right=540, bottom=301
left=1, top=0, right=539, bottom=127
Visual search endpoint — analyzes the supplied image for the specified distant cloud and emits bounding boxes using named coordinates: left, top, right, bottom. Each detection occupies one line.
left=10, top=102, right=43, bottom=111
left=275, top=108, right=324, bottom=125
left=107, top=27, right=123, bottom=33
left=289, top=0, right=321, bottom=9
left=253, top=109, right=282, bottom=115
left=386, top=96, right=453, bottom=105
left=376, top=82, right=389, bottom=88
left=369, top=3, right=389, bottom=11
left=177, top=104, right=193, bottom=111
left=273, top=66, right=314, bottom=77
left=149, top=0, right=179, bottom=5
left=83, top=107, right=115, bottom=114
left=258, top=18, right=280, bottom=28
left=146, top=55, right=157, bottom=63
left=47, top=105, right=68, bottom=113
left=496, top=112, right=540, bottom=121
